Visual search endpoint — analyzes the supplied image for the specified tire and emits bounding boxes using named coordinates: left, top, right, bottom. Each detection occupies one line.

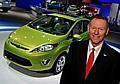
left=3, top=8, right=9, bottom=12
left=52, top=54, right=66, bottom=75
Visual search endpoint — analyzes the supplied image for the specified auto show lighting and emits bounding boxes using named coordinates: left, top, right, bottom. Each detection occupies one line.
left=0, top=26, right=19, bottom=31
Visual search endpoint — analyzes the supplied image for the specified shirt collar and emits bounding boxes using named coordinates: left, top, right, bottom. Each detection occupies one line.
left=89, top=40, right=103, bottom=52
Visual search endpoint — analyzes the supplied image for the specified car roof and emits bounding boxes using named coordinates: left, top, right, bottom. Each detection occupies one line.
left=49, top=13, right=87, bottom=21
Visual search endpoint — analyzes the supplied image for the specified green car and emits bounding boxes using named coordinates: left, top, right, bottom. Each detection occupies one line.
left=4, top=13, right=89, bottom=74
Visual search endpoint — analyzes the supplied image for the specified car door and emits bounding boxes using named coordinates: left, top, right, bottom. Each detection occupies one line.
left=72, top=19, right=89, bottom=41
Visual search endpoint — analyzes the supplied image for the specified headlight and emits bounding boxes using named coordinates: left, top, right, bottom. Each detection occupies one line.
left=0, top=3, right=2, bottom=6
left=5, top=1, right=9, bottom=3
left=39, top=45, right=53, bottom=52
left=32, top=44, right=57, bottom=52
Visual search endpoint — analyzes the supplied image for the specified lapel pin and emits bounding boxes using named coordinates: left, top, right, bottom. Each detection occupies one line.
left=103, top=54, right=107, bottom=57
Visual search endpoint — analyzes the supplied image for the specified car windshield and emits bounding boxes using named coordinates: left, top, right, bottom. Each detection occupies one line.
left=28, top=15, right=74, bottom=35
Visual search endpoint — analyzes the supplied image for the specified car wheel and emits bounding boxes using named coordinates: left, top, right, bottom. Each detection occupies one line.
left=3, top=9, right=8, bottom=12
left=3, top=8, right=10, bottom=12
left=53, top=54, right=66, bottom=74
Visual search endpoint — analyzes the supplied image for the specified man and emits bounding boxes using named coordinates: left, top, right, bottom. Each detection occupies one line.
left=60, top=14, right=120, bottom=84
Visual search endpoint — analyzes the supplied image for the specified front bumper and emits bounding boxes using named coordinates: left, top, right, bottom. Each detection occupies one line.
left=4, top=40, right=58, bottom=71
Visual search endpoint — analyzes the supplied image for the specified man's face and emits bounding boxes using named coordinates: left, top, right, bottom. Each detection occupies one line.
left=88, top=18, right=109, bottom=47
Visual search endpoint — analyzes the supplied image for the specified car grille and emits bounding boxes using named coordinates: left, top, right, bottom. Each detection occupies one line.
left=10, top=42, right=29, bottom=50
left=4, top=50, right=32, bottom=66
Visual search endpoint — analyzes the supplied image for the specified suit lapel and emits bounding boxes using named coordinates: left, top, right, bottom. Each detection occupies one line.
left=93, top=42, right=108, bottom=67
left=87, top=42, right=109, bottom=79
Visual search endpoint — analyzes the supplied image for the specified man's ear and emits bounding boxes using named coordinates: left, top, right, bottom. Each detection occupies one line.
left=87, top=24, right=90, bottom=32
left=106, top=27, right=109, bottom=36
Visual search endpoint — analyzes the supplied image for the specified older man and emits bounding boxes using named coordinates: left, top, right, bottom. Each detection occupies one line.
left=60, top=14, right=120, bottom=84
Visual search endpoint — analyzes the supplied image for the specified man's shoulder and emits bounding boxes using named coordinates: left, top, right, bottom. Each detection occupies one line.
left=103, top=42, right=120, bottom=56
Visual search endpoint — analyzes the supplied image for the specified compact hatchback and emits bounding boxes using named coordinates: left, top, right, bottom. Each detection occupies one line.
left=4, top=13, right=89, bottom=74
left=0, top=0, right=11, bottom=12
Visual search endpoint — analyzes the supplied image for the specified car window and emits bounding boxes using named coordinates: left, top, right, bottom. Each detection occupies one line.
left=72, top=20, right=89, bottom=35
left=81, top=20, right=89, bottom=32
left=72, top=21, right=83, bottom=35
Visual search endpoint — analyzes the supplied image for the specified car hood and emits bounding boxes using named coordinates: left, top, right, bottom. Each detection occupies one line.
left=9, top=26, right=64, bottom=49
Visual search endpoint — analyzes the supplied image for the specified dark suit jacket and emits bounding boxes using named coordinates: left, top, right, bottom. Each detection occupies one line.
left=60, top=40, right=120, bottom=84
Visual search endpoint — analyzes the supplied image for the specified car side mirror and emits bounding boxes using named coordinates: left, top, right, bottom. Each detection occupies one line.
left=73, top=32, right=89, bottom=41
left=73, top=34, right=82, bottom=41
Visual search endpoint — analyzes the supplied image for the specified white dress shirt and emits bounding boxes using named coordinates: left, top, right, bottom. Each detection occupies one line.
left=86, top=40, right=103, bottom=65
